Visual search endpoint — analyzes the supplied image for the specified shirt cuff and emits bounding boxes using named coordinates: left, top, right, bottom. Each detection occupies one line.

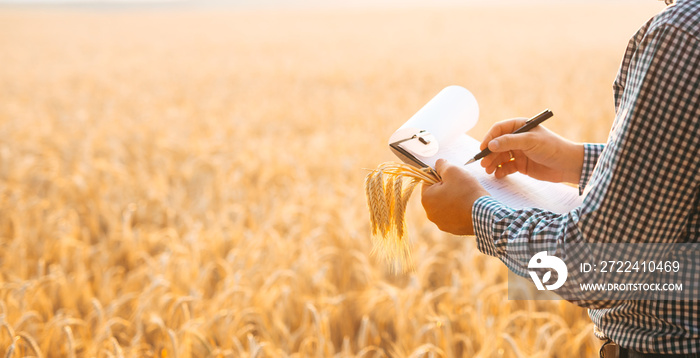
left=472, top=195, right=513, bottom=259
left=578, top=143, right=605, bottom=195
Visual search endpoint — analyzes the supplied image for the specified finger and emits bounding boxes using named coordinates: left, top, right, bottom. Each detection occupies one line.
left=434, top=158, right=450, bottom=177
left=421, top=181, right=430, bottom=195
left=479, top=118, right=528, bottom=151
left=484, top=158, right=504, bottom=175
left=421, top=181, right=441, bottom=208
left=484, top=163, right=496, bottom=175
left=420, top=182, right=433, bottom=208
left=487, top=132, right=538, bottom=153
left=481, top=151, right=513, bottom=171
left=493, top=160, right=519, bottom=179
left=420, top=176, right=443, bottom=205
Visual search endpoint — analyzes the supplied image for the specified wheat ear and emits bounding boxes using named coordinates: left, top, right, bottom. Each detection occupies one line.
left=364, top=162, right=439, bottom=272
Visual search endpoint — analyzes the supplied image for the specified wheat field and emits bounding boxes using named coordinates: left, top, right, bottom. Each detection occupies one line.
left=0, top=2, right=664, bottom=357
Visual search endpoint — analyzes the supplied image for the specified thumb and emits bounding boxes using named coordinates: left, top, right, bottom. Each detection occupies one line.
left=434, top=158, right=451, bottom=178
left=488, top=132, right=537, bottom=153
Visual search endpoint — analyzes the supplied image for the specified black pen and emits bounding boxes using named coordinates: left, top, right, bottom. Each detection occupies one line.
left=464, top=109, right=554, bottom=165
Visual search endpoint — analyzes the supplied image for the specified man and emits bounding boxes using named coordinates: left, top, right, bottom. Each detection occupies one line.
left=420, top=0, right=699, bottom=357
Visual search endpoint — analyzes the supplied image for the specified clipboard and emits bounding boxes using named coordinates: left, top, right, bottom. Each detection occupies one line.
left=387, top=85, right=479, bottom=177
left=388, top=129, right=440, bottom=177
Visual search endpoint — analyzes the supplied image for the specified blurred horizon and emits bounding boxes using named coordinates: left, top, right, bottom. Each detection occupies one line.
left=0, top=0, right=659, bottom=10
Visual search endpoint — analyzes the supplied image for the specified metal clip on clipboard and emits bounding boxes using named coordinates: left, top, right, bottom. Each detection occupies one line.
left=388, top=130, right=440, bottom=178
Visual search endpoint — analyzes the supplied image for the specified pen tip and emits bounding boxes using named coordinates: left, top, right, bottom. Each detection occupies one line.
left=464, top=158, right=475, bottom=166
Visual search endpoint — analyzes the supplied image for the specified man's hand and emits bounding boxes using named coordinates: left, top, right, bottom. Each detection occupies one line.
left=480, top=118, right=585, bottom=184
left=421, top=159, right=490, bottom=235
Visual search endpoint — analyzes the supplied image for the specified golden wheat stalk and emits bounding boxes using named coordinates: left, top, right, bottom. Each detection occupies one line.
left=364, top=162, right=439, bottom=272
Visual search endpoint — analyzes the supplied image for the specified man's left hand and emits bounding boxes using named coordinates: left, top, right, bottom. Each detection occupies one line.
left=421, top=159, right=490, bottom=235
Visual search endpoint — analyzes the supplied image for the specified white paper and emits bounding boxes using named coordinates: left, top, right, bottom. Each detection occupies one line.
left=389, top=86, right=583, bottom=214
left=435, top=135, right=583, bottom=214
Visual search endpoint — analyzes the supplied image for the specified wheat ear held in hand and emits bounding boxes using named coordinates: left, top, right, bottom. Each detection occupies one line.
left=364, top=162, right=440, bottom=272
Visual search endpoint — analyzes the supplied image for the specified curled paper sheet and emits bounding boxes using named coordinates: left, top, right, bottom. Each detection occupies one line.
left=388, top=85, right=479, bottom=169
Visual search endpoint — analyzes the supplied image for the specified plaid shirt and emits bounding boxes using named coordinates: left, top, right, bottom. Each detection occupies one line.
left=472, top=0, right=700, bottom=354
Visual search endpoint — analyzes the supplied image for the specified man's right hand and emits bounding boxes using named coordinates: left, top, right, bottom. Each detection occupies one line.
left=479, top=118, right=585, bottom=184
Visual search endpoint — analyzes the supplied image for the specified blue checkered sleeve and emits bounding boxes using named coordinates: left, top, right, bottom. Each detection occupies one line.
left=578, top=143, right=604, bottom=195
left=472, top=196, right=592, bottom=292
